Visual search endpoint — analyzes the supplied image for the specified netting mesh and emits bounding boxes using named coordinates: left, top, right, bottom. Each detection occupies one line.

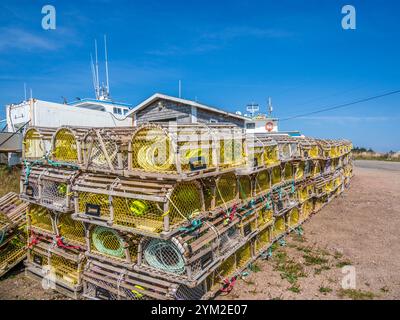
left=283, top=162, right=294, bottom=181
left=279, top=144, right=292, bottom=160
left=212, top=254, right=236, bottom=287
left=313, top=161, right=322, bottom=176
left=238, top=176, right=252, bottom=200
left=255, top=170, right=270, bottom=195
left=28, top=205, right=54, bottom=233
left=58, top=214, right=86, bottom=245
left=90, top=226, right=136, bottom=262
left=175, top=283, right=206, bottom=300
left=0, top=236, right=26, bottom=273
left=78, top=192, right=110, bottom=217
left=50, top=254, right=82, bottom=286
left=264, top=145, right=279, bottom=166
left=142, top=238, right=186, bottom=275
left=219, top=138, right=244, bottom=168
left=85, top=278, right=149, bottom=300
left=273, top=216, right=286, bottom=238
left=256, top=226, right=271, bottom=252
left=113, top=197, right=164, bottom=233
left=236, top=242, right=252, bottom=269
left=271, top=166, right=282, bottom=185
left=215, top=173, right=237, bottom=207
left=288, top=207, right=300, bottom=228
left=41, top=180, right=69, bottom=209
left=295, top=162, right=305, bottom=180
left=257, top=207, right=273, bottom=228
left=301, top=200, right=314, bottom=220
left=219, top=227, right=241, bottom=255
left=52, top=128, right=79, bottom=163
left=85, top=132, right=121, bottom=171
left=131, top=127, right=176, bottom=173
left=309, top=145, right=319, bottom=158
left=23, top=129, right=44, bottom=160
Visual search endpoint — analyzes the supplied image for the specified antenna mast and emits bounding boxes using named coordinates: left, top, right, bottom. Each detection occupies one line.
left=94, top=39, right=100, bottom=99
left=268, top=97, right=273, bottom=117
left=104, top=34, right=110, bottom=97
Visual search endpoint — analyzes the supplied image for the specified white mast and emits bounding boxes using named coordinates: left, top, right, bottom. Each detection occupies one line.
left=94, top=39, right=100, bottom=98
left=104, top=34, right=110, bottom=97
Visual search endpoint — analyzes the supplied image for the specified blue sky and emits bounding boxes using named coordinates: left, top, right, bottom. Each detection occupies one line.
left=0, top=0, right=399, bottom=151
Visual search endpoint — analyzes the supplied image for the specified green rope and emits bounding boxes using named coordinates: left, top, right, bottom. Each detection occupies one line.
left=143, top=239, right=185, bottom=275
left=179, top=219, right=202, bottom=234
left=92, top=226, right=125, bottom=258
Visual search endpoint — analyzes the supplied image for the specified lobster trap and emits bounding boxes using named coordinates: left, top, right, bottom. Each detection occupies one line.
left=73, top=173, right=205, bottom=236
left=54, top=213, right=86, bottom=249
left=82, top=258, right=178, bottom=300
left=127, top=123, right=245, bottom=179
left=0, top=232, right=27, bottom=277
left=272, top=182, right=298, bottom=215
left=50, top=127, right=90, bottom=166
left=0, top=192, right=28, bottom=242
left=272, top=215, right=287, bottom=240
left=20, top=165, right=78, bottom=212
left=297, top=180, right=315, bottom=203
left=255, top=223, right=273, bottom=255
left=26, top=237, right=86, bottom=299
left=82, top=127, right=134, bottom=174
left=300, top=199, right=314, bottom=222
left=272, top=135, right=301, bottom=161
left=22, top=127, right=56, bottom=161
left=241, top=134, right=279, bottom=172
left=254, top=170, right=271, bottom=196
left=202, top=172, right=238, bottom=212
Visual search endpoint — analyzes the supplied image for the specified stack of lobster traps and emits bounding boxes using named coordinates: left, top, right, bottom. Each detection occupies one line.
left=19, top=123, right=353, bottom=300
left=0, top=192, right=28, bottom=277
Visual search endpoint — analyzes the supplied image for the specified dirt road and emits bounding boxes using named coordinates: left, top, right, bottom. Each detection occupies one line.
left=1, top=160, right=399, bottom=300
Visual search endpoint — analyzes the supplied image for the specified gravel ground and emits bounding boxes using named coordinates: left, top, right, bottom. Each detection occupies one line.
left=1, top=161, right=399, bottom=300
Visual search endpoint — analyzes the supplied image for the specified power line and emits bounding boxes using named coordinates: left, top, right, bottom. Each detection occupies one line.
left=280, top=89, right=400, bottom=122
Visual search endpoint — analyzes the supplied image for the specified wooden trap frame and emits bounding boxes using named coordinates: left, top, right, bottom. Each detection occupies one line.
left=25, top=236, right=86, bottom=299
left=0, top=192, right=28, bottom=241
left=272, top=182, right=298, bottom=216
left=0, top=231, right=27, bottom=277
left=20, top=165, right=78, bottom=212
left=126, top=123, right=245, bottom=180
left=72, top=173, right=205, bottom=237
left=22, top=127, right=56, bottom=161
left=82, top=258, right=178, bottom=300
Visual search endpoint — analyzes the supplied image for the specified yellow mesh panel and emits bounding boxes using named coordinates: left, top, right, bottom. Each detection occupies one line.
left=78, top=192, right=110, bottom=217
left=257, top=207, right=273, bottom=228
left=202, top=184, right=214, bottom=211
left=131, top=127, right=175, bottom=173
left=309, top=145, right=319, bottom=158
left=212, top=254, right=236, bottom=290
left=58, top=214, right=86, bottom=245
left=215, top=173, right=237, bottom=207
left=30, top=248, right=48, bottom=266
left=0, top=237, right=26, bottom=272
left=28, top=205, right=53, bottom=233
left=301, top=200, right=313, bottom=220
left=264, top=145, right=279, bottom=166
left=52, top=129, right=78, bottom=163
left=219, top=139, right=244, bottom=168
left=255, top=170, right=270, bottom=194
left=236, top=243, right=252, bottom=269
left=288, top=207, right=300, bottom=227
left=23, top=129, right=43, bottom=160
left=273, top=216, right=286, bottom=238
left=313, top=161, right=322, bottom=177
left=295, top=162, right=305, bottom=180
left=50, top=254, right=81, bottom=286
left=238, top=176, right=252, bottom=200
left=113, top=197, right=164, bottom=233
left=257, top=227, right=271, bottom=251
left=283, top=162, right=294, bottom=181
left=271, top=166, right=282, bottom=186
left=168, top=182, right=203, bottom=225
left=179, top=131, right=214, bottom=172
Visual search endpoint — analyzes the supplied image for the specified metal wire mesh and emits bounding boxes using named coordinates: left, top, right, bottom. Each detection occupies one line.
left=211, top=254, right=236, bottom=289
left=0, top=235, right=26, bottom=276
left=215, top=173, right=237, bottom=207
left=257, top=207, right=273, bottom=228
left=271, top=166, right=282, bottom=185
left=301, top=200, right=314, bottom=220
left=219, top=226, right=241, bottom=255
left=264, top=145, right=279, bottom=166
left=219, top=137, right=244, bottom=168
left=175, top=283, right=206, bottom=300
left=50, top=254, right=82, bottom=286
left=288, top=207, right=300, bottom=228
left=52, top=128, right=79, bottom=163
left=256, top=226, right=272, bottom=252
left=283, top=162, right=294, bottom=181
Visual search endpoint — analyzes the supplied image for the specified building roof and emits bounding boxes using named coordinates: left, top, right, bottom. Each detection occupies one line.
left=126, top=93, right=250, bottom=121
left=68, top=98, right=134, bottom=108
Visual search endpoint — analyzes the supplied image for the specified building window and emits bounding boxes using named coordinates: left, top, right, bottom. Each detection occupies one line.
left=246, top=123, right=255, bottom=129
left=209, top=119, right=218, bottom=123
left=123, top=109, right=128, bottom=115
left=113, top=107, right=122, bottom=115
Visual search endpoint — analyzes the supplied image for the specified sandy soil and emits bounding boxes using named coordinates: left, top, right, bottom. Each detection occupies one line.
left=1, top=161, right=399, bottom=300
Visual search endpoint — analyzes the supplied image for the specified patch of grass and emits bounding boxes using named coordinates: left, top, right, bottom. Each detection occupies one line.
left=288, top=284, right=301, bottom=293
left=249, top=263, right=261, bottom=273
left=303, top=253, right=329, bottom=266
left=333, top=251, right=343, bottom=259
left=335, top=260, right=352, bottom=268
left=273, top=250, right=306, bottom=284
left=291, top=233, right=305, bottom=243
left=337, top=289, right=376, bottom=300
left=0, top=165, right=20, bottom=196
left=380, top=286, right=389, bottom=293
left=319, top=286, right=333, bottom=294
left=314, top=265, right=331, bottom=275
left=295, top=245, right=312, bottom=254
